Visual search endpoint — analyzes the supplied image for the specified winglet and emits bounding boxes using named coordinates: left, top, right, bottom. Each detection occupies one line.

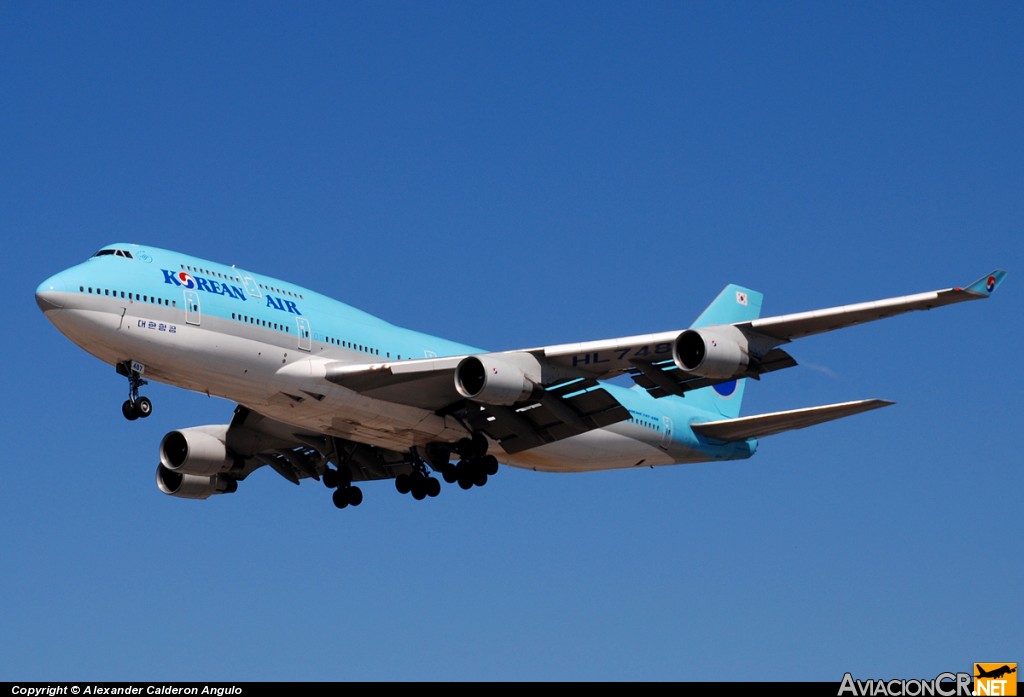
left=963, top=269, right=1007, bottom=297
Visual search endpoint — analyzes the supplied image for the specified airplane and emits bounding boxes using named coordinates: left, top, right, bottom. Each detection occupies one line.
left=976, top=665, right=1017, bottom=680
left=35, top=244, right=1006, bottom=510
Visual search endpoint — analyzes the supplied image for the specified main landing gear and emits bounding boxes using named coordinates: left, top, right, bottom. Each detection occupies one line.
left=395, top=462, right=442, bottom=500
left=323, top=433, right=500, bottom=511
left=117, top=361, right=152, bottom=421
left=439, top=434, right=498, bottom=490
left=402, top=434, right=498, bottom=498
left=323, top=465, right=363, bottom=509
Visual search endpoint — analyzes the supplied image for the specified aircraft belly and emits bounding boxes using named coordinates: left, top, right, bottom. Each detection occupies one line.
left=502, top=429, right=677, bottom=473
left=251, top=389, right=467, bottom=453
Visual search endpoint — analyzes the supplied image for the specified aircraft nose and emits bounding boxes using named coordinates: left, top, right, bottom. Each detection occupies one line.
left=36, top=274, right=67, bottom=313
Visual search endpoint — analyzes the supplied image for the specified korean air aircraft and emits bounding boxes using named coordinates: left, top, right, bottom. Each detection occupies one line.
left=36, top=244, right=1005, bottom=509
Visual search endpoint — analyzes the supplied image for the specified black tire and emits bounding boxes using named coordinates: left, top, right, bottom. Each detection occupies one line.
left=332, top=489, right=349, bottom=509
left=441, top=463, right=458, bottom=484
left=411, top=481, right=427, bottom=500
left=323, top=469, right=338, bottom=489
left=456, top=437, right=474, bottom=458
left=337, top=466, right=352, bottom=488
left=395, top=473, right=411, bottom=494
left=482, top=455, right=499, bottom=476
left=425, top=477, right=441, bottom=498
left=457, top=472, right=474, bottom=490
left=122, top=400, right=138, bottom=421
left=135, top=396, right=153, bottom=418
left=347, top=486, right=363, bottom=507
left=474, top=470, right=488, bottom=487
left=471, top=432, right=488, bottom=458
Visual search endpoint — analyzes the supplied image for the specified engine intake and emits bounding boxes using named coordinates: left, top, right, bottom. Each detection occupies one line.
left=159, top=426, right=233, bottom=476
left=156, top=464, right=237, bottom=499
left=672, top=325, right=750, bottom=379
left=454, top=353, right=542, bottom=406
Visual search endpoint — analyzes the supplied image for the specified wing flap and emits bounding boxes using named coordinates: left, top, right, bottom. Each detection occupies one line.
left=627, top=347, right=797, bottom=398
left=326, top=360, right=629, bottom=453
left=463, top=385, right=630, bottom=454
left=691, top=399, right=894, bottom=441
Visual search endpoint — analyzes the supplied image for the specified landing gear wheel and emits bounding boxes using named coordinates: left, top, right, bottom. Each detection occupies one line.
left=425, top=477, right=441, bottom=498
left=323, top=469, right=339, bottom=489
left=336, top=466, right=352, bottom=488
left=347, top=486, right=363, bottom=507
left=135, top=396, right=153, bottom=419
left=332, top=489, right=349, bottom=509
left=457, top=437, right=474, bottom=458
left=472, top=432, right=488, bottom=458
left=122, top=400, right=138, bottom=421
left=118, top=361, right=150, bottom=422
left=411, top=480, right=427, bottom=500
left=482, top=455, right=498, bottom=476
left=441, top=463, right=458, bottom=484
left=473, top=470, right=488, bottom=487
left=458, top=472, right=474, bottom=490
left=395, top=473, right=412, bottom=494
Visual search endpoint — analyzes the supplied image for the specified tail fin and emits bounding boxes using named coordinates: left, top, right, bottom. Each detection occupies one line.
left=692, top=283, right=763, bottom=327
left=684, top=284, right=763, bottom=419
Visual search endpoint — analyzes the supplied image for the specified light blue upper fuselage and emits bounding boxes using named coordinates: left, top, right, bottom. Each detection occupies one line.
left=37, top=243, right=757, bottom=471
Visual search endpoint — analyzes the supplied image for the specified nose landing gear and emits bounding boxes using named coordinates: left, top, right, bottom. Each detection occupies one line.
left=117, top=361, right=153, bottom=421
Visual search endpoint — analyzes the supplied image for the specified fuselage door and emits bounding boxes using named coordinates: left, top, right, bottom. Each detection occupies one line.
left=185, top=290, right=200, bottom=326
left=660, top=416, right=674, bottom=450
left=296, top=317, right=311, bottom=351
left=236, top=270, right=262, bottom=299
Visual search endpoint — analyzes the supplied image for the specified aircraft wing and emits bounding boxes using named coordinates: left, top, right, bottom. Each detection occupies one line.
left=323, top=270, right=1004, bottom=451
left=326, top=360, right=630, bottom=453
left=691, top=399, right=894, bottom=441
left=738, top=270, right=1008, bottom=343
left=528, top=269, right=1006, bottom=396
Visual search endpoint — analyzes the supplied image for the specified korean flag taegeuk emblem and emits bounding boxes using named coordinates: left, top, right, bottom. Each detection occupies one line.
left=735, top=291, right=748, bottom=306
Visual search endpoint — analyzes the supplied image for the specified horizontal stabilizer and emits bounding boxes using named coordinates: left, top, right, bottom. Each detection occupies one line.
left=691, top=399, right=894, bottom=441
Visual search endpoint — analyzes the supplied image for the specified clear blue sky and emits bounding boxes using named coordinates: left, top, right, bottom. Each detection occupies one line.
left=3, top=1, right=1020, bottom=681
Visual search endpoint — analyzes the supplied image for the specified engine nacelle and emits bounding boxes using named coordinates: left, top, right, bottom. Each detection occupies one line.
left=159, top=426, right=233, bottom=476
left=455, top=352, right=542, bottom=406
left=156, top=464, right=237, bottom=500
left=672, top=325, right=750, bottom=379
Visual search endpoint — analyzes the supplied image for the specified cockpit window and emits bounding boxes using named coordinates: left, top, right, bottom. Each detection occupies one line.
left=93, top=249, right=135, bottom=259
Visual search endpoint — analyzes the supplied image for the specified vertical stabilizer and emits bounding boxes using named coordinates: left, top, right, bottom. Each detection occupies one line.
left=684, top=284, right=763, bottom=418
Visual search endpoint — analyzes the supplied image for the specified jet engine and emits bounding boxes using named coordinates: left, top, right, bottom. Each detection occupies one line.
left=156, top=425, right=239, bottom=499
left=159, top=426, right=233, bottom=476
left=156, top=464, right=237, bottom=499
left=454, top=353, right=542, bottom=406
left=672, top=325, right=750, bottom=380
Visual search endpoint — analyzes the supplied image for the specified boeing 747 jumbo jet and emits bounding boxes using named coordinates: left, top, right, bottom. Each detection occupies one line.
left=36, top=244, right=1005, bottom=510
